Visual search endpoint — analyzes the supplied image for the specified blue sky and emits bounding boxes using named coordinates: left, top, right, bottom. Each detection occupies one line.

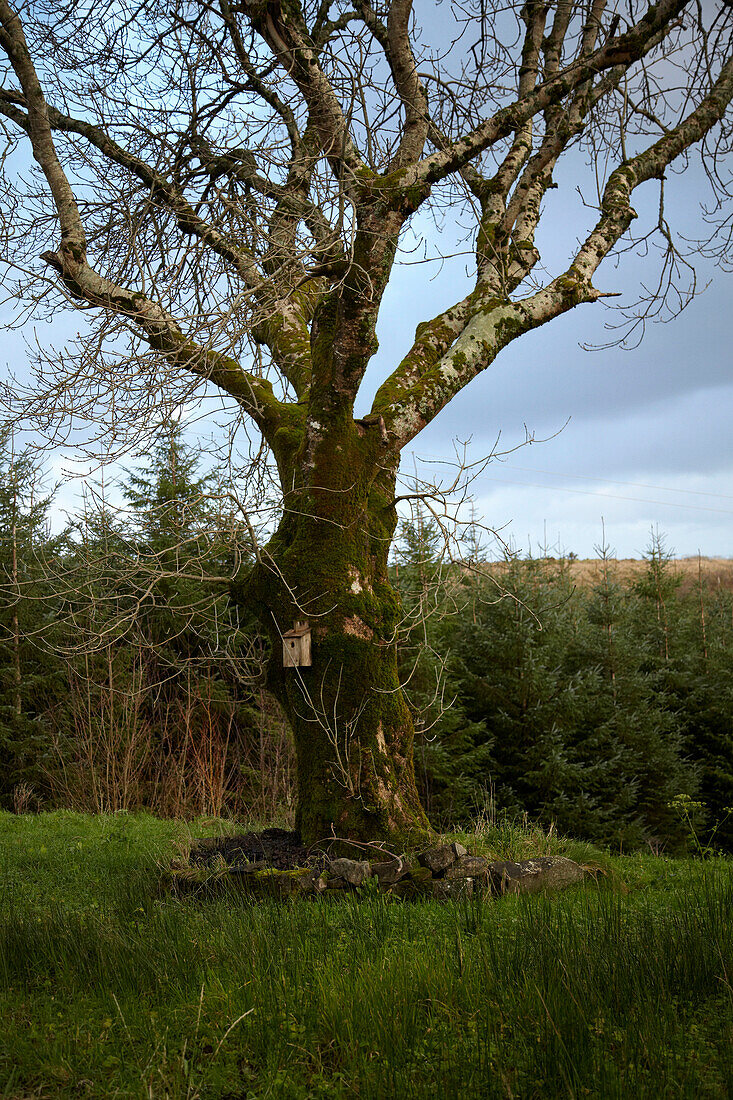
left=354, top=155, right=733, bottom=561
left=7, top=171, right=732, bottom=561
left=2, top=7, right=732, bottom=561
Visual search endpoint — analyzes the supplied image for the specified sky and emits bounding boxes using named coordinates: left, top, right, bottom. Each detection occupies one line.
left=6, top=155, right=733, bottom=563
left=2, top=7, right=732, bottom=563
left=376, top=272, right=733, bottom=562
left=354, top=160, right=733, bottom=562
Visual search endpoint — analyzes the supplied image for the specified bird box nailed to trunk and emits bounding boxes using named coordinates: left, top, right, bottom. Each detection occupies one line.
left=282, top=620, right=311, bottom=668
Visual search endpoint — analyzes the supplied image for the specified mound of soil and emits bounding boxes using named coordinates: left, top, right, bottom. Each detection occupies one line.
left=189, top=828, right=328, bottom=872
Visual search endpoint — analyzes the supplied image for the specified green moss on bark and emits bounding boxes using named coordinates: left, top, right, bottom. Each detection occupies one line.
left=233, top=416, right=432, bottom=848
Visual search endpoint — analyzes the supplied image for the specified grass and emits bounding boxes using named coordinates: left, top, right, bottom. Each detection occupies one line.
left=1, top=812, right=732, bottom=1098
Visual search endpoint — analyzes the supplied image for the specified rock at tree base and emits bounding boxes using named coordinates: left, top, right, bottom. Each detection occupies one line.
left=327, top=858, right=372, bottom=886
left=488, top=856, right=587, bottom=894
left=252, top=867, right=324, bottom=899
left=446, top=855, right=490, bottom=880
left=371, top=857, right=409, bottom=885
left=417, top=842, right=468, bottom=874
left=433, top=877, right=475, bottom=899
left=172, top=830, right=588, bottom=900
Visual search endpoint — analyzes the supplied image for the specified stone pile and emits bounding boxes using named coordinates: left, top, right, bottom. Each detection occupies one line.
left=169, top=837, right=587, bottom=900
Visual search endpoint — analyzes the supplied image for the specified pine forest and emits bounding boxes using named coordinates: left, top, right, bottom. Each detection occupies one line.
left=2, top=427, right=731, bottom=855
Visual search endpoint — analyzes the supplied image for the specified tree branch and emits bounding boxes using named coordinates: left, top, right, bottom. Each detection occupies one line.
left=375, top=47, right=733, bottom=451
left=393, top=0, right=690, bottom=200
left=241, top=0, right=366, bottom=183
left=0, top=1, right=290, bottom=437
left=357, top=0, right=430, bottom=169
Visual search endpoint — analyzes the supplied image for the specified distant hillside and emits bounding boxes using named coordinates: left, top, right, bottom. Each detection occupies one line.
left=481, top=557, right=733, bottom=595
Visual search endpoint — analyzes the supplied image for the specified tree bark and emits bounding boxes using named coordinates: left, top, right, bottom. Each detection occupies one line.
left=237, top=418, right=432, bottom=847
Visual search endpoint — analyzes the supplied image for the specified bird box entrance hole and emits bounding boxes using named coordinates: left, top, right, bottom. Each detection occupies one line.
left=282, top=620, right=311, bottom=668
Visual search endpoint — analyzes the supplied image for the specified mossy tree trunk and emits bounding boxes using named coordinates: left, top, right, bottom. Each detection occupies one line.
left=239, top=411, right=432, bottom=847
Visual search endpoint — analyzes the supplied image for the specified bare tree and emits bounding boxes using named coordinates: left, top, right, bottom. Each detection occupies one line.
left=0, top=0, right=731, bottom=844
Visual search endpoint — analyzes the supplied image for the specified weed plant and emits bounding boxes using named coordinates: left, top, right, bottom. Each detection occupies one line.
left=1, top=812, right=732, bottom=1098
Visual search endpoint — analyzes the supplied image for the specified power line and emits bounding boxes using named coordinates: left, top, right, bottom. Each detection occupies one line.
left=498, top=464, right=733, bottom=501
left=408, top=450, right=733, bottom=515
left=481, top=475, right=733, bottom=515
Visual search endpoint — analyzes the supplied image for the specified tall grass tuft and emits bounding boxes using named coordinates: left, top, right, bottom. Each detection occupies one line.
left=1, top=812, right=731, bottom=1097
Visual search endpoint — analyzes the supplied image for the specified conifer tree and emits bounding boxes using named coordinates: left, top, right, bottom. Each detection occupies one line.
left=634, top=547, right=733, bottom=852
left=564, top=540, right=694, bottom=848
left=121, top=424, right=255, bottom=812
left=0, top=435, right=60, bottom=806
left=392, top=510, right=487, bottom=822
left=683, top=585, right=733, bottom=851
left=123, top=422, right=213, bottom=662
left=447, top=550, right=696, bottom=847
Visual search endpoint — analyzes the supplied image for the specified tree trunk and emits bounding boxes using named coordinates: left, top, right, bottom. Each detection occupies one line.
left=237, top=419, right=433, bottom=848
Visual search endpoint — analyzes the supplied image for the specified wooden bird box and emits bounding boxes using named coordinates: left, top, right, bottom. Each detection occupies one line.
left=282, top=620, right=311, bottom=668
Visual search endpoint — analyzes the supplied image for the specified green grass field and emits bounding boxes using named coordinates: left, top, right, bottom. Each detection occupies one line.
left=1, top=811, right=731, bottom=1098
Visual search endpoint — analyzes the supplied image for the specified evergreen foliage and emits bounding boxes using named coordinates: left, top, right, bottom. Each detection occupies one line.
left=22, top=424, right=289, bottom=820
left=0, top=438, right=731, bottom=853
left=626, top=534, right=733, bottom=849
left=0, top=436, right=63, bottom=808
left=392, top=513, right=489, bottom=822
left=59, top=423, right=268, bottom=816
left=395, top=526, right=728, bottom=852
